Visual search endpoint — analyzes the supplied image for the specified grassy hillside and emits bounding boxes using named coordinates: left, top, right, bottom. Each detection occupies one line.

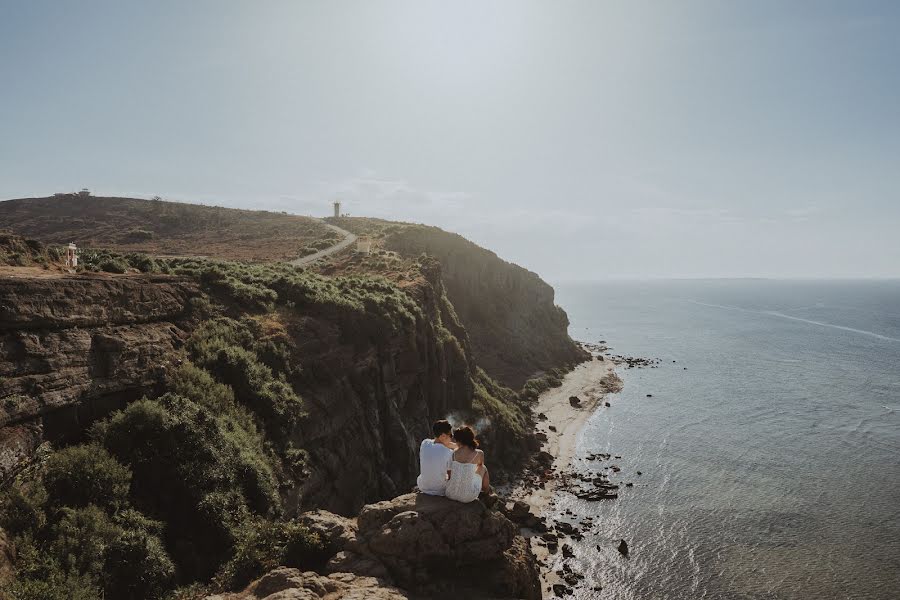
left=0, top=196, right=332, bottom=262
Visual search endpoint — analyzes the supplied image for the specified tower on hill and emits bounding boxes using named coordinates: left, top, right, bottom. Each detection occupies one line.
left=333, top=201, right=341, bottom=218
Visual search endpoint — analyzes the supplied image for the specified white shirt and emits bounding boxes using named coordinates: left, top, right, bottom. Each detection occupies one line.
left=416, top=438, right=453, bottom=495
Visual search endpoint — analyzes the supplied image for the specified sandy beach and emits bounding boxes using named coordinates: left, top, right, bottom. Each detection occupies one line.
left=515, top=358, right=620, bottom=509
left=509, top=356, right=622, bottom=594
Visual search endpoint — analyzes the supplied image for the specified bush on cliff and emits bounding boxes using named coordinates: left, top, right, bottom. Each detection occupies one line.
left=42, top=444, right=131, bottom=512
left=0, top=447, right=174, bottom=600
left=187, top=317, right=305, bottom=444
left=94, top=393, right=281, bottom=579
left=213, top=518, right=325, bottom=591
left=471, top=368, right=532, bottom=470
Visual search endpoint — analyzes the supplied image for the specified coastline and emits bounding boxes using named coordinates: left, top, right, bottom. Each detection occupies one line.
left=509, top=355, right=623, bottom=595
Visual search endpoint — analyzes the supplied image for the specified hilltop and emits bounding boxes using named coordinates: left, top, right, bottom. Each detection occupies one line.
left=0, top=195, right=335, bottom=262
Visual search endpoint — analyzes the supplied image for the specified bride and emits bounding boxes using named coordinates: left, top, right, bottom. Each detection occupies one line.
left=445, top=426, right=491, bottom=503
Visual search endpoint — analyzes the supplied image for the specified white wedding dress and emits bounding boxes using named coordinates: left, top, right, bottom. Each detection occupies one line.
left=445, top=460, right=483, bottom=503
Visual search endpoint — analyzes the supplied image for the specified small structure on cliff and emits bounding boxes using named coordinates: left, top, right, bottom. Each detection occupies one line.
left=65, top=243, right=78, bottom=268
left=333, top=200, right=341, bottom=218
left=356, top=236, right=372, bottom=255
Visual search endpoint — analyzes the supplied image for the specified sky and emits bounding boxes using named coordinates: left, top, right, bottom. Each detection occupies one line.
left=1, top=0, right=898, bottom=280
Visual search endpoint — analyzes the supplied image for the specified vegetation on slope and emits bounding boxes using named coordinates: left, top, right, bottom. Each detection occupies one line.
left=0, top=234, right=61, bottom=267
left=1, top=250, right=525, bottom=598
left=0, top=204, right=585, bottom=598
left=330, top=217, right=589, bottom=387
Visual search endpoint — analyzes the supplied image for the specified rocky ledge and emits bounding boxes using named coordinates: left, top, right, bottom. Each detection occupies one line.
left=205, top=568, right=410, bottom=600
left=211, top=492, right=541, bottom=600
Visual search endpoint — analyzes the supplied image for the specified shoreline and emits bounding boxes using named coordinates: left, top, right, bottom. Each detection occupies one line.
left=508, top=355, right=623, bottom=595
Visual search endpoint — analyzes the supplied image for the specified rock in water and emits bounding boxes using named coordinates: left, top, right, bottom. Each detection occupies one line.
left=617, top=539, right=629, bottom=557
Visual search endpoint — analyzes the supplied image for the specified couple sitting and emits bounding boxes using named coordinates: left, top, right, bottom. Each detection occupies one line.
left=417, top=420, right=491, bottom=503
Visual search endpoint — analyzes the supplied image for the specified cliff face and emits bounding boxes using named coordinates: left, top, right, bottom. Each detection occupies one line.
left=0, top=275, right=200, bottom=480
left=384, top=225, right=588, bottom=388
left=285, top=266, right=476, bottom=515
left=0, top=266, right=479, bottom=515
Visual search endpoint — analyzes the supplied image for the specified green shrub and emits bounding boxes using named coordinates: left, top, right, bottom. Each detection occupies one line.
left=125, top=253, right=159, bottom=272
left=472, top=369, right=528, bottom=438
left=167, top=361, right=236, bottom=415
left=0, top=483, right=47, bottom=536
left=99, top=256, right=129, bottom=273
left=214, top=519, right=324, bottom=591
left=103, top=529, right=175, bottom=600
left=42, top=444, right=131, bottom=512
left=186, top=320, right=304, bottom=442
left=203, top=345, right=304, bottom=435
left=47, top=505, right=122, bottom=576
left=4, top=568, right=100, bottom=600
left=98, top=394, right=280, bottom=579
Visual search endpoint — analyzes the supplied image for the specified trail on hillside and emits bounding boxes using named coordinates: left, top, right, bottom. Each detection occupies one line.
left=289, top=222, right=357, bottom=266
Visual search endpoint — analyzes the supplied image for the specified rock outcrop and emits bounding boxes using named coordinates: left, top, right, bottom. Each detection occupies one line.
left=0, top=274, right=199, bottom=480
left=320, top=492, right=541, bottom=600
left=218, top=493, right=540, bottom=600
left=205, top=567, right=409, bottom=600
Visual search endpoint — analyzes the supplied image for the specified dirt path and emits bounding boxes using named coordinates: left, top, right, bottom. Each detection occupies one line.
left=289, top=223, right=357, bottom=266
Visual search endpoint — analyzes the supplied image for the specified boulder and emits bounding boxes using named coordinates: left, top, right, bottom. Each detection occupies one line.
left=502, top=499, right=532, bottom=523
left=204, top=567, right=408, bottom=600
left=349, top=492, right=541, bottom=599
left=327, top=550, right=390, bottom=580
left=296, top=509, right=359, bottom=555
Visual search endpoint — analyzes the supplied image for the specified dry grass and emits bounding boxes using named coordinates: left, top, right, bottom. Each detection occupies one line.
left=0, top=196, right=332, bottom=262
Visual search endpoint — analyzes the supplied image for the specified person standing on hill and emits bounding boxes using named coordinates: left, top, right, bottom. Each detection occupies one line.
left=416, top=420, right=456, bottom=496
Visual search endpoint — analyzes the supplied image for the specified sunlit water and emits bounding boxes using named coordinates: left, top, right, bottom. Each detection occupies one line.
left=550, top=280, right=900, bottom=600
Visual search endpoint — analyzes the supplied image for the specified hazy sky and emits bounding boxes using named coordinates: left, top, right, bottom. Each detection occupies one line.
left=1, top=1, right=898, bottom=280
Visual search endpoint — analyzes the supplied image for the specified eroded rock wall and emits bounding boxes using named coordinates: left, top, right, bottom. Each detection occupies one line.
left=0, top=275, right=199, bottom=480
left=385, top=226, right=588, bottom=388
left=285, top=267, right=475, bottom=515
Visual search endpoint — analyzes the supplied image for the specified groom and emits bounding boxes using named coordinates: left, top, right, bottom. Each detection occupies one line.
left=416, top=420, right=456, bottom=496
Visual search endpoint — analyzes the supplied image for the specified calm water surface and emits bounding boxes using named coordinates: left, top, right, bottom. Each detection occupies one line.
left=550, top=280, right=900, bottom=600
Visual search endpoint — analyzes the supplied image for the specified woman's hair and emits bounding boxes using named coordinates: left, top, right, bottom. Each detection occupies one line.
left=452, top=426, right=479, bottom=450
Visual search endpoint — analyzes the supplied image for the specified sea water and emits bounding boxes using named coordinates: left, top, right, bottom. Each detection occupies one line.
left=552, top=279, right=900, bottom=600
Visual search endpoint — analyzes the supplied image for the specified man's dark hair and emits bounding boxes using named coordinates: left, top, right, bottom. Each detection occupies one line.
left=432, top=420, right=452, bottom=438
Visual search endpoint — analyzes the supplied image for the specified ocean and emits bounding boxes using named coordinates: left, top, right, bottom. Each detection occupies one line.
left=551, top=279, right=900, bottom=600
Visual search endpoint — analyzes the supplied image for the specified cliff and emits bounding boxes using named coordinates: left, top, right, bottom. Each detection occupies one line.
left=331, top=218, right=588, bottom=389
left=281, top=262, right=477, bottom=514
left=0, top=260, right=479, bottom=513
left=0, top=274, right=200, bottom=481
left=0, top=203, right=582, bottom=598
